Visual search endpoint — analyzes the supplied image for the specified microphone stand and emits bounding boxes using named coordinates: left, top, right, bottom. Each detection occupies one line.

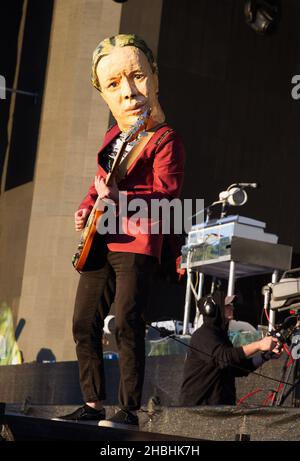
left=220, top=201, right=228, bottom=219
left=192, top=201, right=225, bottom=224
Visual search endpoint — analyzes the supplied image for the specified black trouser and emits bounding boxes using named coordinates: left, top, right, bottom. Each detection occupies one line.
left=73, top=251, right=157, bottom=411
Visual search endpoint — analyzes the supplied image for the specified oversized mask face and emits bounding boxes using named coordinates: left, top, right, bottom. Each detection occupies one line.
left=96, top=46, right=164, bottom=131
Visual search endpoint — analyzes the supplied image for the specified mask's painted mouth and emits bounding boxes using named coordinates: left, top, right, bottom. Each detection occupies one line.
left=125, top=102, right=147, bottom=114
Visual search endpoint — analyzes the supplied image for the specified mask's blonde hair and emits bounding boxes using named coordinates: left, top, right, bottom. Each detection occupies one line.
left=91, top=34, right=158, bottom=92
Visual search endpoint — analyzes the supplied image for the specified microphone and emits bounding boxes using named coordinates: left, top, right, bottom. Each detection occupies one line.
left=204, top=182, right=259, bottom=222
left=219, top=187, right=248, bottom=206
left=234, top=183, right=259, bottom=189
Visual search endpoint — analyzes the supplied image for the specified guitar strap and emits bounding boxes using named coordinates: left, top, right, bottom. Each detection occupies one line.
left=116, top=123, right=171, bottom=183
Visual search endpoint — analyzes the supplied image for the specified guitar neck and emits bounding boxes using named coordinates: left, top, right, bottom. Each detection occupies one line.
left=105, top=109, right=150, bottom=186
left=105, top=139, right=127, bottom=186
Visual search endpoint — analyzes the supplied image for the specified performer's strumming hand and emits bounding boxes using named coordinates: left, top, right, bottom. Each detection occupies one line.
left=94, top=175, right=119, bottom=204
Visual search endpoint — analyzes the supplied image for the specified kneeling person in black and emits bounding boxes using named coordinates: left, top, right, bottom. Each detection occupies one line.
left=180, top=292, right=280, bottom=406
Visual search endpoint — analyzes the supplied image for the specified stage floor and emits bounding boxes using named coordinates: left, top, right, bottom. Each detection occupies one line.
left=2, top=403, right=300, bottom=441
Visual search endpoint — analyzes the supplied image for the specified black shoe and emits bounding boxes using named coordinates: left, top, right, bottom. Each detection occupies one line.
left=52, top=405, right=106, bottom=422
left=98, top=409, right=139, bottom=430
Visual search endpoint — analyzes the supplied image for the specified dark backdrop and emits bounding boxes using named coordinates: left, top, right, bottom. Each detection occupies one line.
left=0, top=0, right=54, bottom=191
left=157, top=0, right=300, bottom=325
left=0, top=1, right=23, bottom=187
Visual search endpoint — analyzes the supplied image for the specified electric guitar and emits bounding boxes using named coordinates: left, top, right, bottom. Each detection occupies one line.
left=72, top=109, right=150, bottom=272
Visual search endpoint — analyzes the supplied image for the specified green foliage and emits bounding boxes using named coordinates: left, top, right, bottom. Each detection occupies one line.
left=0, top=302, right=22, bottom=365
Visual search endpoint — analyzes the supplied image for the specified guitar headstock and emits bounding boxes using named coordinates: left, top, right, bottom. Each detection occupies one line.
left=123, top=108, right=151, bottom=143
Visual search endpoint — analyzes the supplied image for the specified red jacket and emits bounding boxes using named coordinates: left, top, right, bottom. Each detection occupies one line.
left=79, top=123, right=185, bottom=260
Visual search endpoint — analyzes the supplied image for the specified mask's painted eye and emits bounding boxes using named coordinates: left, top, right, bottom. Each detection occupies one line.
left=108, top=81, right=118, bottom=89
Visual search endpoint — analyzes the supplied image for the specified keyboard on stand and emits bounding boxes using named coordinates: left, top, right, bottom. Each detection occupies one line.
left=180, top=215, right=293, bottom=334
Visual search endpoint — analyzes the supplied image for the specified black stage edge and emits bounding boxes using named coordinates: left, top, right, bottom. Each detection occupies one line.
left=2, top=404, right=300, bottom=441
left=1, top=412, right=198, bottom=442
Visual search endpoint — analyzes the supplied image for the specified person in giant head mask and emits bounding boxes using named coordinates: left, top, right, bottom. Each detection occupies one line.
left=57, top=34, right=185, bottom=430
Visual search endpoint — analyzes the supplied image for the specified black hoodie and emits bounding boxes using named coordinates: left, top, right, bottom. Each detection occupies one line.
left=180, top=291, right=256, bottom=406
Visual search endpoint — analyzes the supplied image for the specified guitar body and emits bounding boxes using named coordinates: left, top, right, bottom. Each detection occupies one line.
left=72, top=208, right=105, bottom=271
